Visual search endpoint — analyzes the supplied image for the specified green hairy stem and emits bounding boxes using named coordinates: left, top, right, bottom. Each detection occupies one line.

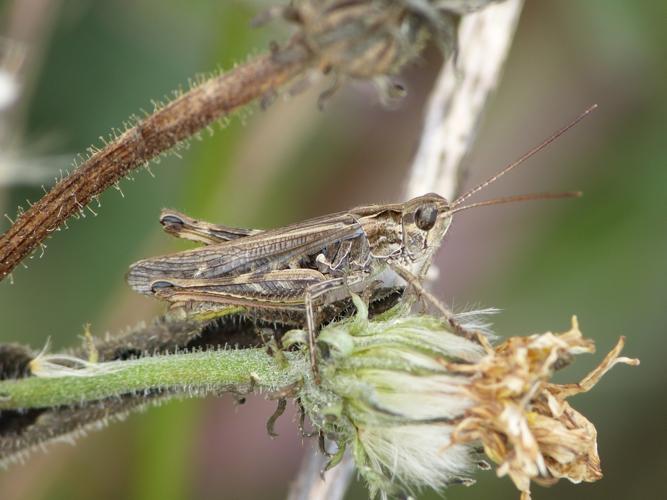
left=0, top=349, right=307, bottom=410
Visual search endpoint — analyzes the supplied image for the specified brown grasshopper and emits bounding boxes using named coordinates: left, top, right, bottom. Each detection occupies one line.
left=127, top=107, right=595, bottom=381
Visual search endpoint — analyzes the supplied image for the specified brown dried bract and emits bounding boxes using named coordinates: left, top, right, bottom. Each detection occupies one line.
left=443, top=317, right=639, bottom=499
left=275, top=0, right=466, bottom=82
left=294, top=1, right=420, bottom=78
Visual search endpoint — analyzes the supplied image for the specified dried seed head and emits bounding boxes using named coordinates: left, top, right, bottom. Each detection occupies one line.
left=271, top=1, right=501, bottom=103
left=294, top=1, right=426, bottom=79
left=291, top=300, right=638, bottom=499
left=444, top=317, right=640, bottom=499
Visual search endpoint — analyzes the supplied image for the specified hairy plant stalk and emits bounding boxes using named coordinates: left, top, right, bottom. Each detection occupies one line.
left=0, top=310, right=294, bottom=465
left=0, top=313, right=307, bottom=467
left=0, top=47, right=311, bottom=280
left=0, top=349, right=304, bottom=410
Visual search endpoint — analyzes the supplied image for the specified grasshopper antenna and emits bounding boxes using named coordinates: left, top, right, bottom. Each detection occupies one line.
left=452, top=104, right=597, bottom=208
left=447, top=191, right=582, bottom=216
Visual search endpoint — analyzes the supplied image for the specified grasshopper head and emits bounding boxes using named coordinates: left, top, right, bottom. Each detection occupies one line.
left=400, top=193, right=452, bottom=274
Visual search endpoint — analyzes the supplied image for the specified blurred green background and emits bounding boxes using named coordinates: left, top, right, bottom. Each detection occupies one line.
left=0, top=1, right=664, bottom=499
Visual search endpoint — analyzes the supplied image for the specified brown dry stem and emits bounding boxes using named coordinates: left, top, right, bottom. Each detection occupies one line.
left=0, top=43, right=311, bottom=280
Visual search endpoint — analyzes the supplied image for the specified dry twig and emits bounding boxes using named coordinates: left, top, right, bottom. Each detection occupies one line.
left=0, top=47, right=311, bottom=279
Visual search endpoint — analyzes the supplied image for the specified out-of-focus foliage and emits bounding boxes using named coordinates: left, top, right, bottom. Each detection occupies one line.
left=0, top=1, right=664, bottom=499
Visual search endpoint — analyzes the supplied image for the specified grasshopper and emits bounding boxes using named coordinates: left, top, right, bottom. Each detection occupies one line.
left=127, top=194, right=451, bottom=381
left=127, top=107, right=594, bottom=381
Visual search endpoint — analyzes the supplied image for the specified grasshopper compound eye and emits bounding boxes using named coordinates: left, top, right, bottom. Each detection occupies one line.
left=414, top=203, right=438, bottom=231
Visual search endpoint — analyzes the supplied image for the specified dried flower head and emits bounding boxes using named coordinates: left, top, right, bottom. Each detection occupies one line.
left=445, top=317, right=639, bottom=499
left=294, top=2, right=421, bottom=78
left=267, top=0, right=501, bottom=103
left=290, top=297, right=639, bottom=499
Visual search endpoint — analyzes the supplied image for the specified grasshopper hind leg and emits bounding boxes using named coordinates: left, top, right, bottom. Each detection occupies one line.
left=304, top=286, right=322, bottom=385
left=158, top=209, right=261, bottom=245
left=303, top=278, right=348, bottom=385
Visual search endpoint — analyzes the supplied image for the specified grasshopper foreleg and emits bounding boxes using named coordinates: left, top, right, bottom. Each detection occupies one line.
left=389, top=263, right=484, bottom=345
